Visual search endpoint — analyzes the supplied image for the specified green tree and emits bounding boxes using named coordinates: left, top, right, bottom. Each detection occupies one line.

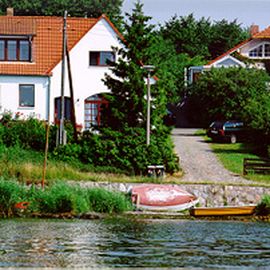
left=149, top=34, right=204, bottom=103
left=0, top=0, right=123, bottom=27
left=159, top=14, right=249, bottom=61
left=190, top=67, right=270, bottom=134
left=209, top=19, right=249, bottom=59
left=98, top=1, right=179, bottom=174
left=159, top=14, right=212, bottom=59
left=102, top=1, right=167, bottom=132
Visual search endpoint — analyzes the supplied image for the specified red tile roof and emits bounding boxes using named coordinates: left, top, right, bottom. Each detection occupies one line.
left=253, top=26, right=270, bottom=38
left=206, top=38, right=251, bottom=66
left=0, top=15, right=121, bottom=76
left=207, top=25, right=270, bottom=66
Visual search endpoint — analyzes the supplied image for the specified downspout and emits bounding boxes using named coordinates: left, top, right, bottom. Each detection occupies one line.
left=47, top=76, right=51, bottom=122
left=42, top=75, right=51, bottom=189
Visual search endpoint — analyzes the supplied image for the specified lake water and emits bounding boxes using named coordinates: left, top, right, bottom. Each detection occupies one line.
left=0, top=218, right=269, bottom=268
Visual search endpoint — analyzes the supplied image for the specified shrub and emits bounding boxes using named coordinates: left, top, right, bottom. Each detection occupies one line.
left=256, top=194, right=270, bottom=216
left=80, top=127, right=179, bottom=175
left=0, top=179, right=27, bottom=217
left=37, top=182, right=74, bottom=213
left=86, top=188, right=133, bottom=213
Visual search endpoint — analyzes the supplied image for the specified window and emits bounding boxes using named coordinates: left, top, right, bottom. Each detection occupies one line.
left=0, top=38, right=31, bottom=62
left=85, top=94, right=108, bottom=129
left=89, top=51, right=115, bottom=66
left=19, top=85, right=34, bottom=107
left=249, top=43, right=270, bottom=58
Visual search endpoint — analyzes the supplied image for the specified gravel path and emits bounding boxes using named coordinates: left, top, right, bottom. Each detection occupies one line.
left=172, top=128, right=254, bottom=184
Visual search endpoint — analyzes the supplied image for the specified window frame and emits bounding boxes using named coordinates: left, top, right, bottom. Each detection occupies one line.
left=19, top=84, right=35, bottom=108
left=0, top=37, right=32, bottom=62
left=248, top=42, right=270, bottom=58
left=89, top=51, right=115, bottom=66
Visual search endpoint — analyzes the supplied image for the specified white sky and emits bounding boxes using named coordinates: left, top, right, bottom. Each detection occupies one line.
left=122, top=0, right=270, bottom=30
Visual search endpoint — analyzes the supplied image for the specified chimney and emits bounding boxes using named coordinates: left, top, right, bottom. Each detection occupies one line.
left=6, top=7, right=14, bottom=16
left=250, top=24, right=259, bottom=36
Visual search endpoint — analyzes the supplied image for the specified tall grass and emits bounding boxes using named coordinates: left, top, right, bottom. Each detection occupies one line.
left=0, top=179, right=133, bottom=217
left=0, top=145, right=163, bottom=183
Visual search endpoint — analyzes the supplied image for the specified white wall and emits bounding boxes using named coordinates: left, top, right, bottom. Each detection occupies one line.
left=0, top=75, right=49, bottom=120
left=50, top=18, right=123, bottom=128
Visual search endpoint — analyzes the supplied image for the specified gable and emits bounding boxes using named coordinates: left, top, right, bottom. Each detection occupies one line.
left=214, top=56, right=245, bottom=68
left=0, top=15, right=121, bottom=76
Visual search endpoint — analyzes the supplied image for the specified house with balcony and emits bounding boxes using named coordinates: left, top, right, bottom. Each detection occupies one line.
left=189, top=25, right=270, bottom=83
left=0, top=9, right=124, bottom=130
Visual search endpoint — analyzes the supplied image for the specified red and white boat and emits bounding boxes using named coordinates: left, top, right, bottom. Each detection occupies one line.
left=130, top=184, right=199, bottom=211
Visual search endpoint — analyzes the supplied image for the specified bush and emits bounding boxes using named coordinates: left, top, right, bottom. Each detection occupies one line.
left=256, top=195, right=270, bottom=216
left=0, top=179, right=27, bottom=217
left=80, top=127, right=179, bottom=175
left=86, top=188, right=132, bottom=213
left=0, top=114, right=46, bottom=150
left=37, top=182, right=75, bottom=213
left=0, top=180, right=132, bottom=216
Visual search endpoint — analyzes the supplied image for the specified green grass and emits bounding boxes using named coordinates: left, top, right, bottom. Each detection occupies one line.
left=0, top=145, right=176, bottom=184
left=197, top=130, right=270, bottom=184
left=0, top=179, right=133, bottom=217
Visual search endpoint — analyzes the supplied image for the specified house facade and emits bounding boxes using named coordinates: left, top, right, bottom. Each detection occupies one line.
left=0, top=12, right=124, bottom=130
left=188, top=25, right=270, bottom=83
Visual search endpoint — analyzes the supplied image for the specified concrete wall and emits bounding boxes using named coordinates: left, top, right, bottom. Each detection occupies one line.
left=70, top=181, right=270, bottom=207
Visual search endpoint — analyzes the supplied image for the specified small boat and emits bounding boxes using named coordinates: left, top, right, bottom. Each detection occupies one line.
left=130, top=184, right=198, bottom=211
left=190, top=205, right=256, bottom=217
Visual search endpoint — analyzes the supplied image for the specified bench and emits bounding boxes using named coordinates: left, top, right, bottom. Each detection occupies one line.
left=243, top=158, right=270, bottom=175
left=147, top=165, right=165, bottom=179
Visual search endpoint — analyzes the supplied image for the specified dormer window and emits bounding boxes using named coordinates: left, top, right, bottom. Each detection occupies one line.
left=249, top=43, right=270, bottom=58
left=0, top=37, right=32, bottom=62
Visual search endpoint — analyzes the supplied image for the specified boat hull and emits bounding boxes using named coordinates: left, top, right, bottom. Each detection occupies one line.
left=131, top=184, right=198, bottom=211
left=190, top=205, right=256, bottom=217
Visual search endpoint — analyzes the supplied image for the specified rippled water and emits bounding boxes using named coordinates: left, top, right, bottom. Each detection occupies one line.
left=0, top=218, right=269, bottom=268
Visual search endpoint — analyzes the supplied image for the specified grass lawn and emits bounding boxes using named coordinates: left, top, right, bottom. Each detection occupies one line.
left=196, top=130, right=270, bottom=184
left=0, top=145, right=181, bottom=184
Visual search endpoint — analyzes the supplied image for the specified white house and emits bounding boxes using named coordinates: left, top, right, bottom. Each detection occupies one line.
left=188, top=25, right=270, bottom=83
left=0, top=11, right=124, bottom=130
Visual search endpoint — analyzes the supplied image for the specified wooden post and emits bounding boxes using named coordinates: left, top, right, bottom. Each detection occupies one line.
left=42, top=121, right=50, bottom=189
left=66, top=41, right=78, bottom=142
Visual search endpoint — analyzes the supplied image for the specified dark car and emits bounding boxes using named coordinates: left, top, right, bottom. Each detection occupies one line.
left=207, top=120, right=245, bottom=143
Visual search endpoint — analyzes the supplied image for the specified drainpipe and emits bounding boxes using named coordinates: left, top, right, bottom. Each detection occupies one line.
left=42, top=75, right=51, bottom=189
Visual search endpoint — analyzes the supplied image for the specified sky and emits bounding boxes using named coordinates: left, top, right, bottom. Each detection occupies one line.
left=122, top=0, right=270, bottom=30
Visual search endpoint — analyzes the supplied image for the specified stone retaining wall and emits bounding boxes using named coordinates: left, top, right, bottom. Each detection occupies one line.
left=70, top=181, right=270, bottom=207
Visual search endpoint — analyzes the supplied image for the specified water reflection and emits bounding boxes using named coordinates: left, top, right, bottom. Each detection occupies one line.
left=0, top=218, right=269, bottom=268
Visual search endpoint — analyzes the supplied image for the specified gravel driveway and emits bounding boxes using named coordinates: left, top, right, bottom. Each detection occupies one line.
left=172, top=128, right=253, bottom=185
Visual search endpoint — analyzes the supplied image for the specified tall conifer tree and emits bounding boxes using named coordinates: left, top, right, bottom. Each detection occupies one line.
left=102, top=1, right=167, bottom=134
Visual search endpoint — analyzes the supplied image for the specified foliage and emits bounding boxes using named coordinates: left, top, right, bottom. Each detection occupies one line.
left=98, top=1, right=179, bottom=174
left=0, top=179, right=132, bottom=217
left=149, top=35, right=204, bottom=103
left=0, top=114, right=46, bottom=150
left=159, top=14, right=249, bottom=60
left=86, top=188, right=132, bottom=213
left=189, top=67, right=270, bottom=131
left=0, top=0, right=123, bottom=28
left=80, top=127, right=179, bottom=175
left=0, top=179, right=27, bottom=217
left=256, top=195, right=270, bottom=215
left=102, top=1, right=164, bottom=130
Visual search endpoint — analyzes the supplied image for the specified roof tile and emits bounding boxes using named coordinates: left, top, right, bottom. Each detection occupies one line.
left=0, top=16, right=98, bottom=76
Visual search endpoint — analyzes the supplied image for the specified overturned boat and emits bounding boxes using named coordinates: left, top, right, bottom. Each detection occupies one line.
left=130, top=184, right=198, bottom=211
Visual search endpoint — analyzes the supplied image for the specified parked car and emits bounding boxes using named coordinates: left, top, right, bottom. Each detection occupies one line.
left=207, top=120, right=246, bottom=143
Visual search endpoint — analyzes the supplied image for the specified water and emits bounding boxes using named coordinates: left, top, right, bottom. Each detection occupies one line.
left=0, top=218, right=269, bottom=268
